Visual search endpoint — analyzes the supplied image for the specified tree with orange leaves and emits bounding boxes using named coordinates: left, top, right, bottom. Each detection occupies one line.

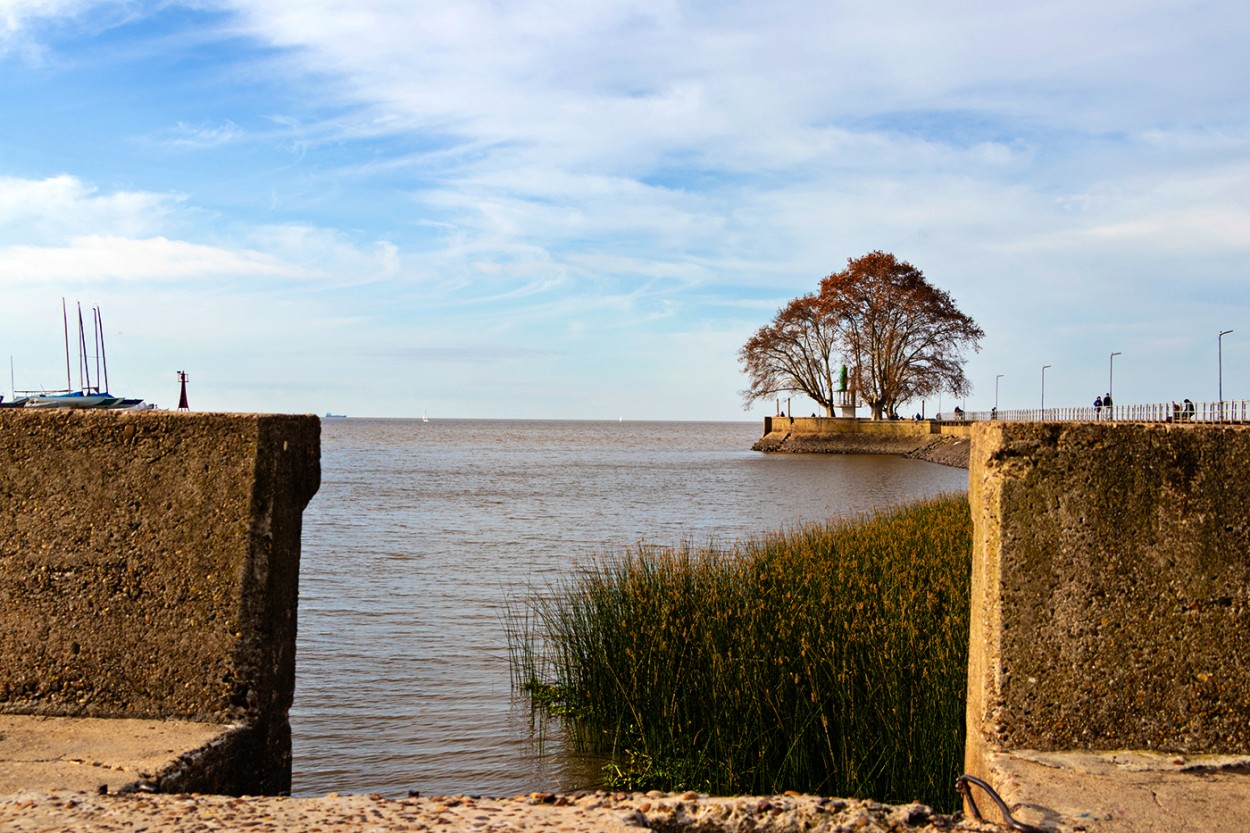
left=738, top=291, right=845, bottom=416
left=740, top=251, right=983, bottom=420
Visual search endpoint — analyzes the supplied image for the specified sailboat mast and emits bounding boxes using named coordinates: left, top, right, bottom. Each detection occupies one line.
left=93, top=307, right=101, bottom=394
left=62, top=298, right=71, bottom=392
left=96, top=307, right=110, bottom=394
left=77, top=302, right=90, bottom=393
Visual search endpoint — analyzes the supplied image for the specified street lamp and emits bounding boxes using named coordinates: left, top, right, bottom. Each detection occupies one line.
left=1109, top=352, right=1121, bottom=419
left=995, top=374, right=1004, bottom=411
left=1041, top=365, right=1051, bottom=415
left=1219, top=330, right=1233, bottom=418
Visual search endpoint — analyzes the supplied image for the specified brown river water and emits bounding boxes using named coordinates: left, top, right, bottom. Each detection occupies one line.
left=290, top=418, right=967, bottom=797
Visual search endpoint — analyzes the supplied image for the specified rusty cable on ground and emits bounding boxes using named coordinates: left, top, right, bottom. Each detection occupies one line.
left=955, top=774, right=1046, bottom=833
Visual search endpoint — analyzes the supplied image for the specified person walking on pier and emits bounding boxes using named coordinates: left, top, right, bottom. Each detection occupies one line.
left=1094, top=395, right=1103, bottom=419
left=1103, top=392, right=1113, bottom=420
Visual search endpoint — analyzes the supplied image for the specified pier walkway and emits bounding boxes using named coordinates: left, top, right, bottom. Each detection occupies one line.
left=932, top=397, right=1249, bottom=424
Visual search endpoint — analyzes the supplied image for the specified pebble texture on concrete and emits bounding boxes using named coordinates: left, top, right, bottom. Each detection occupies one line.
left=968, top=422, right=1250, bottom=754
left=0, top=789, right=1004, bottom=833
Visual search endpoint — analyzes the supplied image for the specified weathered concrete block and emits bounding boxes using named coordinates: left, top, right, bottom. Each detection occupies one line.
left=0, top=410, right=319, bottom=794
left=967, top=421, right=1250, bottom=831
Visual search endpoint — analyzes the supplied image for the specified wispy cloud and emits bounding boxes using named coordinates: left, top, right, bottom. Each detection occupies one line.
left=0, top=234, right=321, bottom=281
left=0, top=174, right=403, bottom=287
left=0, top=0, right=145, bottom=61
left=150, top=119, right=246, bottom=150
left=0, top=174, right=177, bottom=241
left=379, top=344, right=557, bottom=363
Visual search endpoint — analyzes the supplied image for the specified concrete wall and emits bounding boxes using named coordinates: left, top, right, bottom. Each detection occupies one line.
left=755, top=417, right=972, bottom=466
left=762, top=415, right=974, bottom=438
left=966, top=421, right=1250, bottom=830
left=0, top=410, right=320, bottom=794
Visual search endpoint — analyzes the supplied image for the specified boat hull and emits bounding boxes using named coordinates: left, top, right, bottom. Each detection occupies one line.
left=26, top=393, right=124, bottom=409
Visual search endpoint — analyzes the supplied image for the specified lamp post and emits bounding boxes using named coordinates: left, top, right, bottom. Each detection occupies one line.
left=1219, top=330, right=1233, bottom=419
left=1109, top=352, right=1121, bottom=419
left=1041, top=365, right=1051, bottom=416
left=995, top=374, right=1004, bottom=412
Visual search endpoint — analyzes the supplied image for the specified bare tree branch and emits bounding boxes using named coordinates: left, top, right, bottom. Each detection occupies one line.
left=738, top=293, right=845, bottom=415
left=739, top=251, right=983, bottom=420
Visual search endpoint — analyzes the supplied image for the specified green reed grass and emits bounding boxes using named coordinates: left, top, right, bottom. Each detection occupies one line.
left=509, top=494, right=971, bottom=811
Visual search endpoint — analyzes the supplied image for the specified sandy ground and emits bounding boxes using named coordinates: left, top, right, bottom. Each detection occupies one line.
left=0, top=788, right=1006, bottom=832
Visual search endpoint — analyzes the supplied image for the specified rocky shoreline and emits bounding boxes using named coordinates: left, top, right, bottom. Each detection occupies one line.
left=0, top=788, right=1002, bottom=832
left=753, top=431, right=971, bottom=469
left=903, top=436, right=971, bottom=468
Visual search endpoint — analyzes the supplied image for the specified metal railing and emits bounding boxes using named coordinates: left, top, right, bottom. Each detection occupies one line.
left=936, top=399, right=1250, bottom=425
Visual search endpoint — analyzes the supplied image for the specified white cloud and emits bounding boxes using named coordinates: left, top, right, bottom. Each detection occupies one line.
left=243, top=225, right=401, bottom=284
left=217, top=1, right=1250, bottom=153
left=0, top=174, right=177, bottom=242
left=0, top=175, right=403, bottom=286
left=0, top=234, right=321, bottom=281
left=201, top=0, right=1250, bottom=307
left=1084, top=210, right=1250, bottom=250
left=0, top=0, right=93, bottom=36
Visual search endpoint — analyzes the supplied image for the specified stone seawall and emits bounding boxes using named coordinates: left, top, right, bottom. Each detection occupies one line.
left=753, top=417, right=971, bottom=468
left=0, top=409, right=320, bottom=795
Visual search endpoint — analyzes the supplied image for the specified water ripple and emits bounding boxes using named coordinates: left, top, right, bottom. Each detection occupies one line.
left=291, top=419, right=966, bottom=797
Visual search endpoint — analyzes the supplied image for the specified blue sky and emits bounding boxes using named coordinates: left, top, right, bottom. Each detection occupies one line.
left=1, top=1, right=1248, bottom=419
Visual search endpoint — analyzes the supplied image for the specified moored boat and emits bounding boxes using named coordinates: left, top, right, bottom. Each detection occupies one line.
left=12, top=301, right=147, bottom=410
left=25, top=391, right=124, bottom=409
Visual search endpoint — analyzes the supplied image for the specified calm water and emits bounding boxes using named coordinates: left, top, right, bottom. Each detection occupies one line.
left=290, top=419, right=967, bottom=797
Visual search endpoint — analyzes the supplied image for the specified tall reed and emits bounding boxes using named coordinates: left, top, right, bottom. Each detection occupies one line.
left=510, top=494, right=971, bottom=810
